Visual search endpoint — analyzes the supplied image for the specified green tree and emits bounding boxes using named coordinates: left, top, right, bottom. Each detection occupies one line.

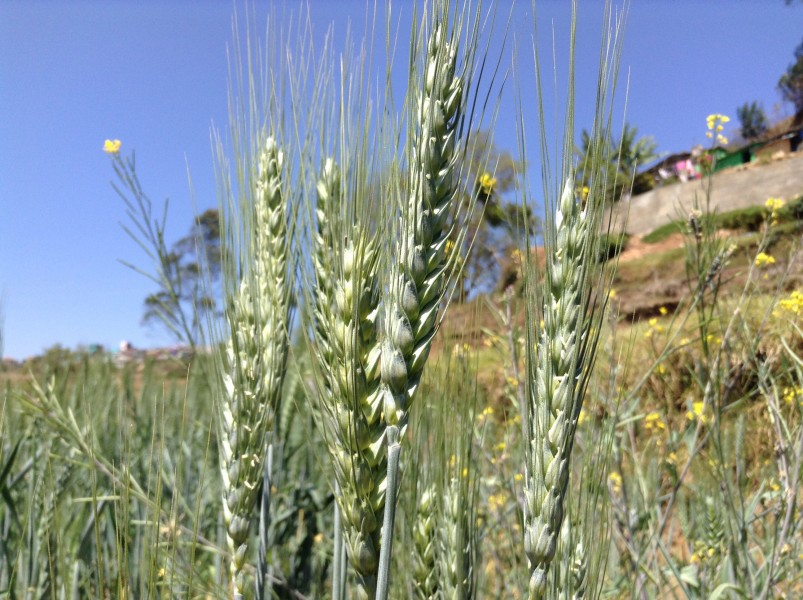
left=736, top=101, right=769, bottom=140
left=576, top=122, right=659, bottom=202
left=778, top=37, right=803, bottom=112
left=140, top=208, right=222, bottom=341
left=111, top=150, right=221, bottom=347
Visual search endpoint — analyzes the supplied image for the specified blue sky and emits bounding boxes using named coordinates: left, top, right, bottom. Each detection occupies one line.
left=1, top=0, right=801, bottom=360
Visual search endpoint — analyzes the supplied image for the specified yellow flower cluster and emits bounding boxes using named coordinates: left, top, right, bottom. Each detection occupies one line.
left=608, top=471, right=623, bottom=494
left=478, top=172, right=497, bottom=195
left=776, top=290, right=803, bottom=318
left=754, top=252, right=776, bottom=268
left=644, top=411, right=666, bottom=433
left=782, top=386, right=802, bottom=407
left=103, top=139, right=122, bottom=155
left=644, top=317, right=666, bottom=339
left=579, top=185, right=590, bottom=201
left=705, top=114, right=730, bottom=145
left=690, top=541, right=719, bottom=565
left=488, top=492, right=507, bottom=511
left=686, top=401, right=711, bottom=425
left=765, top=197, right=785, bottom=213
left=476, top=405, right=495, bottom=422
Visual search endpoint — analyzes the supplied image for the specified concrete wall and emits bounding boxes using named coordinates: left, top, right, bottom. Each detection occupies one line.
left=614, top=152, right=803, bottom=236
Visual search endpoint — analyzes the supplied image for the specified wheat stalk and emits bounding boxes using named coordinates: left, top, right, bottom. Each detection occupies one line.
left=218, top=137, right=291, bottom=598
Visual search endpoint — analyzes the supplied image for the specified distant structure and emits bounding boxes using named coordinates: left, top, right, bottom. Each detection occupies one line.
left=640, top=112, right=803, bottom=189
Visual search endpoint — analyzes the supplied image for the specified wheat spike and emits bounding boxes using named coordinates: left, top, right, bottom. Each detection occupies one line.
left=523, top=176, right=600, bottom=599
left=412, top=485, right=439, bottom=600
left=219, top=137, right=291, bottom=597
left=312, top=159, right=388, bottom=599
left=380, top=16, right=464, bottom=431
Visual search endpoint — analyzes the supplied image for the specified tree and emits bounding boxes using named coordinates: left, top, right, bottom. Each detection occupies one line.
left=736, top=101, right=769, bottom=140
left=778, top=37, right=803, bottom=112
left=111, top=150, right=221, bottom=347
left=140, top=208, right=222, bottom=341
left=576, top=122, right=659, bottom=202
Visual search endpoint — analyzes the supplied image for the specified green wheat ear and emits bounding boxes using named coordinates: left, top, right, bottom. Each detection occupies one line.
left=219, top=137, right=292, bottom=597
left=380, top=17, right=464, bottom=432
left=523, top=175, right=601, bottom=599
left=311, top=157, right=388, bottom=599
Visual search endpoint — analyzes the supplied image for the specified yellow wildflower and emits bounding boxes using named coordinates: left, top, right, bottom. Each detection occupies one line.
left=659, top=306, right=668, bottom=316
left=103, top=139, right=122, bottom=155
left=782, top=386, right=802, bottom=406
left=488, top=492, right=507, bottom=511
left=644, top=411, right=666, bottom=432
left=514, top=472, right=524, bottom=482
left=478, top=172, right=497, bottom=195
left=754, top=252, right=776, bottom=268
left=608, top=288, right=617, bottom=299
left=608, top=471, right=622, bottom=494
left=686, top=401, right=710, bottom=424
left=765, top=197, right=785, bottom=212
left=706, top=113, right=730, bottom=129
left=645, top=317, right=665, bottom=338
left=666, top=452, right=678, bottom=466
left=580, top=185, right=590, bottom=201
left=776, top=290, right=803, bottom=317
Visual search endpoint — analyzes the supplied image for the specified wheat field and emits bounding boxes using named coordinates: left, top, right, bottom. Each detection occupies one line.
left=1, top=1, right=801, bottom=599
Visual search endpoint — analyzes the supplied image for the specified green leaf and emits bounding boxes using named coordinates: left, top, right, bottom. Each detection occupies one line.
left=708, top=583, right=744, bottom=600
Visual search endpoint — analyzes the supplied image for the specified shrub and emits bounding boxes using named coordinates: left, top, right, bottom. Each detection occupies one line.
left=642, top=220, right=684, bottom=243
left=598, top=232, right=630, bottom=262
